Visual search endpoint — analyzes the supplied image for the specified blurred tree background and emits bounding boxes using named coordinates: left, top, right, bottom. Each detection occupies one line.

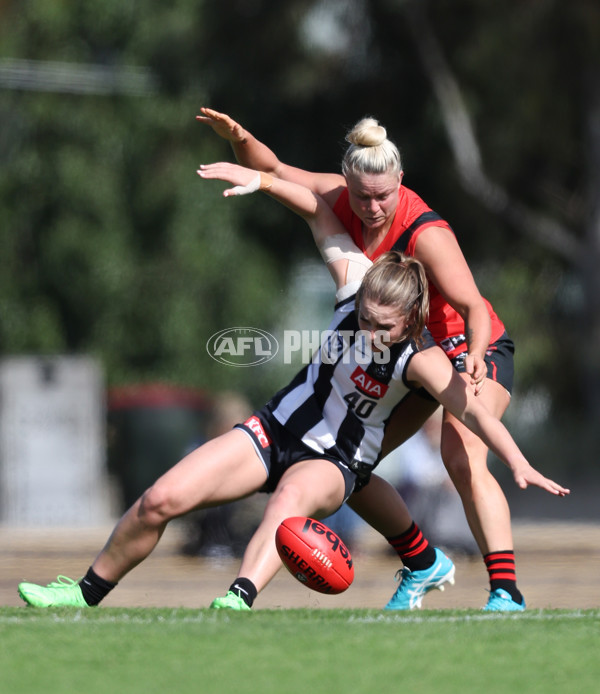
left=0, top=0, right=598, bottom=488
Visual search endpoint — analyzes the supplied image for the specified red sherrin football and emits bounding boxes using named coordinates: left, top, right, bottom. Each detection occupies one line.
left=275, top=516, right=354, bottom=594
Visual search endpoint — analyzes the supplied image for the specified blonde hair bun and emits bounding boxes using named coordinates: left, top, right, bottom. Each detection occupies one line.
left=342, top=116, right=402, bottom=177
left=346, top=117, right=387, bottom=148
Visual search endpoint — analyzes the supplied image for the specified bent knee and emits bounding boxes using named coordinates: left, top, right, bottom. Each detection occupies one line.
left=442, top=446, right=499, bottom=494
left=139, top=484, right=179, bottom=524
left=268, top=481, right=305, bottom=515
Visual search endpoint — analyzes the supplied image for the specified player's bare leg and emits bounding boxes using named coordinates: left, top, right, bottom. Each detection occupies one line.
left=212, top=459, right=346, bottom=609
left=441, top=376, right=511, bottom=553
left=347, top=474, right=413, bottom=536
left=440, top=376, right=524, bottom=610
left=92, top=430, right=267, bottom=582
left=18, top=430, right=267, bottom=608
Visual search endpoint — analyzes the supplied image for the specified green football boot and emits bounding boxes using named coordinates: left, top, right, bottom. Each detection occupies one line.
left=210, top=590, right=251, bottom=611
left=18, top=576, right=90, bottom=608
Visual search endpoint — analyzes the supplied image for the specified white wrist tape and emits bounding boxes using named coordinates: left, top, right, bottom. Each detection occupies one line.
left=319, top=233, right=373, bottom=283
left=227, top=171, right=273, bottom=196
left=228, top=172, right=261, bottom=196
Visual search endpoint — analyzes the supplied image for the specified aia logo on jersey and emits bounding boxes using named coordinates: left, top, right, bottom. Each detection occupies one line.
left=350, top=366, right=388, bottom=399
left=244, top=416, right=272, bottom=448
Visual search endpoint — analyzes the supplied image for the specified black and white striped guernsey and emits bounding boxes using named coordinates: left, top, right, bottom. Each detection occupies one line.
left=265, top=295, right=435, bottom=472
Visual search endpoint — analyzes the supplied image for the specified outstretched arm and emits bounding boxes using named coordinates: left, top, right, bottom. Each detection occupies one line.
left=408, top=347, right=571, bottom=497
left=197, top=162, right=366, bottom=294
left=198, top=161, right=323, bottom=231
left=197, top=108, right=346, bottom=206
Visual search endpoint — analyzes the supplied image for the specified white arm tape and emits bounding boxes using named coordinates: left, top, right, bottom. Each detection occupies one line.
left=335, top=280, right=362, bottom=303
left=228, top=172, right=261, bottom=196
left=319, top=233, right=373, bottom=283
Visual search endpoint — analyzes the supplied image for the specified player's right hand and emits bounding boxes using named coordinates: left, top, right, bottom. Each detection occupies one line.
left=196, top=107, right=247, bottom=143
left=197, top=162, right=259, bottom=197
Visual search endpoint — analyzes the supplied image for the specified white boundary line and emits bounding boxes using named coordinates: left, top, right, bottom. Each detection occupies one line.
left=1, top=608, right=598, bottom=626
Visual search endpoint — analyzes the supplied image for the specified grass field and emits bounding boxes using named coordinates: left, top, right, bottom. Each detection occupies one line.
left=2, top=606, right=599, bottom=694
left=3, top=523, right=599, bottom=693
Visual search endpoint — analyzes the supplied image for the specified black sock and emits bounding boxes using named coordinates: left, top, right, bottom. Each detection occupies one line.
left=79, top=567, right=117, bottom=606
left=228, top=577, right=257, bottom=608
